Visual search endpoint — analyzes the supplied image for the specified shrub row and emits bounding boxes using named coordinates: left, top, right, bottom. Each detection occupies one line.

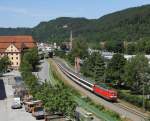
left=118, top=90, right=150, bottom=111
left=83, top=97, right=122, bottom=121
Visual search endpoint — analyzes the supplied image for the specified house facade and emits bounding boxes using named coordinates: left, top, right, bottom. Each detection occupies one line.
left=0, top=36, right=36, bottom=70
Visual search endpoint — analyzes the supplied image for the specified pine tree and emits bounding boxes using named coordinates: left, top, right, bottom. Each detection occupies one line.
left=93, top=52, right=105, bottom=82
left=106, top=53, right=126, bottom=84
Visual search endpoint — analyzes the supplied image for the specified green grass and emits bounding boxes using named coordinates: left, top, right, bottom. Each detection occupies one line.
left=48, top=62, right=58, bottom=86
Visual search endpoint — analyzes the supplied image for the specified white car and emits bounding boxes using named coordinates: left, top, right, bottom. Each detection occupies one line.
left=11, top=97, right=22, bottom=109
left=11, top=102, right=22, bottom=109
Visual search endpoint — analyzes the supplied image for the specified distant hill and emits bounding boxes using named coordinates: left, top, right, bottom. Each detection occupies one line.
left=0, top=4, right=150, bottom=44
left=0, top=28, right=32, bottom=36
left=32, top=17, right=94, bottom=43
left=96, top=4, right=150, bottom=42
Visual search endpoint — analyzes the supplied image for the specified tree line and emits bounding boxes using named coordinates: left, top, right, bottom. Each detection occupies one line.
left=102, top=37, right=150, bottom=54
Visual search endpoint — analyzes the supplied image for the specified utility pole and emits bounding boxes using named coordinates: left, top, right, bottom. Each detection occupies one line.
left=70, top=30, right=73, bottom=51
left=75, top=57, right=80, bottom=73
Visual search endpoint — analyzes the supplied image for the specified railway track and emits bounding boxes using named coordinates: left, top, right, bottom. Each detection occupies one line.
left=114, top=102, right=149, bottom=121
left=54, top=58, right=150, bottom=121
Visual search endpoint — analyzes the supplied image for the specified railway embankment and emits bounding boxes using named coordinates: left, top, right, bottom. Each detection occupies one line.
left=49, top=58, right=131, bottom=121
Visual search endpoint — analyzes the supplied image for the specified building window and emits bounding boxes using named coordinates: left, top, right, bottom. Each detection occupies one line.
left=11, top=53, right=13, bottom=55
left=16, top=57, right=18, bottom=60
left=12, top=57, right=13, bottom=60
left=16, top=62, right=18, bottom=65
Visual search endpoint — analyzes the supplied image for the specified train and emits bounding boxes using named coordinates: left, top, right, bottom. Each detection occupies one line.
left=57, top=63, right=117, bottom=102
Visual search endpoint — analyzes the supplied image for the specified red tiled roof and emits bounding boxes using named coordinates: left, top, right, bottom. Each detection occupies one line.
left=0, top=35, right=36, bottom=52
left=0, top=36, right=34, bottom=43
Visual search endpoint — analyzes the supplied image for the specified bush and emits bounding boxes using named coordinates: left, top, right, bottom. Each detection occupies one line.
left=105, top=109, right=121, bottom=120
left=145, top=101, right=150, bottom=110
left=118, top=90, right=150, bottom=111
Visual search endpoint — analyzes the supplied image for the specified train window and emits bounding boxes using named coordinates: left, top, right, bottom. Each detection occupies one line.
left=81, top=80, right=92, bottom=87
left=68, top=72, right=93, bottom=87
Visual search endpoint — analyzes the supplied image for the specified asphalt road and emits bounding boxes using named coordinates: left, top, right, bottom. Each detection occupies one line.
left=54, top=58, right=146, bottom=121
left=0, top=71, right=44, bottom=121
left=37, top=59, right=50, bottom=83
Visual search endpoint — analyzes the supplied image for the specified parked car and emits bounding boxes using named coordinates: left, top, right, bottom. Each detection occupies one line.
left=11, top=97, right=22, bottom=109
left=11, top=102, right=22, bottom=109
left=75, top=107, right=94, bottom=121
left=32, top=106, right=45, bottom=120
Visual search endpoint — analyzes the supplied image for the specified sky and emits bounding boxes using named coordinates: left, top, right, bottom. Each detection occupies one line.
left=0, top=0, right=150, bottom=28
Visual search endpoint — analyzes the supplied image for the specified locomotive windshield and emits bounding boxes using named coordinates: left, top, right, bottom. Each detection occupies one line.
left=98, top=83, right=111, bottom=90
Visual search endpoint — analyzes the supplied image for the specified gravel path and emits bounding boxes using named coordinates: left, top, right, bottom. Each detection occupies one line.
left=37, top=59, right=56, bottom=86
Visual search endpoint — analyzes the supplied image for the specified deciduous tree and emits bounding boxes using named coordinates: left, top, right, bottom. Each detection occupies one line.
left=124, top=54, right=150, bottom=94
left=0, top=56, right=10, bottom=74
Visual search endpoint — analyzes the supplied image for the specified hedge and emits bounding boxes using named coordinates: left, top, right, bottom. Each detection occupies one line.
left=118, top=90, right=150, bottom=111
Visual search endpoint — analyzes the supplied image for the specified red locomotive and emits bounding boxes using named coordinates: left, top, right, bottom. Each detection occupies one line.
left=93, top=83, right=117, bottom=101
